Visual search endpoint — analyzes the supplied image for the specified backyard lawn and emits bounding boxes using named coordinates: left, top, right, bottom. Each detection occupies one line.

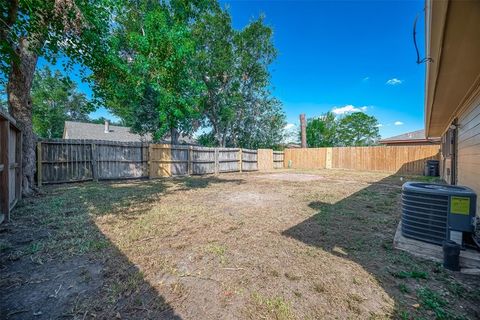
left=1, top=169, right=479, bottom=319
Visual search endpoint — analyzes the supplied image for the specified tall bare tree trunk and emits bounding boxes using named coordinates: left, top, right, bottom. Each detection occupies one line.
left=7, top=38, right=38, bottom=196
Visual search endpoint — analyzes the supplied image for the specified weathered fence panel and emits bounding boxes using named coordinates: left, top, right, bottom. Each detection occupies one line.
left=39, top=140, right=148, bottom=184
left=39, top=141, right=93, bottom=183
left=96, top=142, right=148, bottom=179
left=284, top=145, right=440, bottom=175
left=171, top=145, right=189, bottom=176
left=273, top=151, right=284, bottom=169
left=242, top=149, right=258, bottom=171
left=0, top=111, right=22, bottom=223
left=191, top=147, right=216, bottom=175
left=284, top=148, right=327, bottom=169
left=218, top=148, right=240, bottom=173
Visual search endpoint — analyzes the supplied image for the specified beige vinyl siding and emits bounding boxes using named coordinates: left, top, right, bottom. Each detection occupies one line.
left=457, top=92, right=480, bottom=216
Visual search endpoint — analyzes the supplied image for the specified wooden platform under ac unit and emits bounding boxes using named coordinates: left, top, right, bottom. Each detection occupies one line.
left=393, top=221, right=480, bottom=274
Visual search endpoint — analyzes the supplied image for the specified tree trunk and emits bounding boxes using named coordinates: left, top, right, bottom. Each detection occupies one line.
left=170, top=127, right=179, bottom=145
left=7, top=38, right=38, bottom=196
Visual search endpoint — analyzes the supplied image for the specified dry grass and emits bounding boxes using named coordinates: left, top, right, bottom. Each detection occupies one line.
left=1, top=169, right=479, bottom=319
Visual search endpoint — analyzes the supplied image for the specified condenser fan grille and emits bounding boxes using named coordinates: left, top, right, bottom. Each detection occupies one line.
left=401, top=190, right=448, bottom=245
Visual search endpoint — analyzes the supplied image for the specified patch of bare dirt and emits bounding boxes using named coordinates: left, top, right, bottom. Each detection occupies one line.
left=255, top=172, right=325, bottom=182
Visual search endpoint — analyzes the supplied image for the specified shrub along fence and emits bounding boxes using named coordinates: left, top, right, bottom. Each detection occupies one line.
left=284, top=145, right=440, bottom=175
left=37, top=139, right=266, bottom=184
left=0, top=111, right=22, bottom=223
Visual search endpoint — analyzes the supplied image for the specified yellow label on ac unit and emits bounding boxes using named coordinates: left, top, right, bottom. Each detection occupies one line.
left=450, top=197, right=470, bottom=215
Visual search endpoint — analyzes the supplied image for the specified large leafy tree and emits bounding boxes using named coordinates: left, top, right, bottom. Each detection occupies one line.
left=306, top=112, right=337, bottom=147
left=193, top=7, right=238, bottom=146
left=194, top=9, right=285, bottom=148
left=336, top=112, right=380, bottom=146
left=31, top=67, right=93, bottom=138
left=1, top=0, right=114, bottom=194
left=306, top=111, right=380, bottom=147
left=93, top=0, right=207, bottom=143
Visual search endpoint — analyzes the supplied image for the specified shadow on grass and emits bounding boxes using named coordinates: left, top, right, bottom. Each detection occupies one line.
left=0, top=175, right=243, bottom=319
left=282, top=159, right=480, bottom=319
left=175, top=175, right=244, bottom=190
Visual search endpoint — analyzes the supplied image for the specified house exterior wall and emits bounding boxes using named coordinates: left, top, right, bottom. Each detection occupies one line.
left=440, top=90, right=480, bottom=216
left=457, top=92, right=480, bottom=216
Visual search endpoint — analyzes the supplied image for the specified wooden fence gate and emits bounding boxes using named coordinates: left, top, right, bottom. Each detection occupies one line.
left=0, top=111, right=22, bottom=223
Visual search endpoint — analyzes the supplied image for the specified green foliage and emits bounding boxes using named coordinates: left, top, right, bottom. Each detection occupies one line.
left=336, top=112, right=380, bottom=146
left=93, top=1, right=206, bottom=142
left=416, top=287, right=450, bottom=319
left=306, top=112, right=380, bottom=147
left=194, top=9, right=285, bottom=148
left=31, top=67, right=94, bottom=138
left=0, top=0, right=116, bottom=85
left=392, top=270, right=429, bottom=280
left=306, top=112, right=337, bottom=147
left=88, top=117, right=123, bottom=126
left=197, top=132, right=217, bottom=147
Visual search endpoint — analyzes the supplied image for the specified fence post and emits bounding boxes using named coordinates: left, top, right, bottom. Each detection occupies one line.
left=326, top=147, right=333, bottom=169
left=239, top=148, right=242, bottom=172
left=15, top=132, right=22, bottom=201
left=214, top=148, right=219, bottom=174
left=148, top=144, right=153, bottom=179
left=91, top=143, right=98, bottom=181
left=188, top=146, right=193, bottom=175
left=36, top=142, right=42, bottom=187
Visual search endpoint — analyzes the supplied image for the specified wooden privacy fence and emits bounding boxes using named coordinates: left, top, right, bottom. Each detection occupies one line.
left=37, top=139, right=148, bottom=184
left=0, top=111, right=22, bottom=223
left=38, top=140, right=269, bottom=184
left=148, top=145, right=257, bottom=177
left=273, top=151, right=284, bottom=169
left=283, top=145, right=440, bottom=175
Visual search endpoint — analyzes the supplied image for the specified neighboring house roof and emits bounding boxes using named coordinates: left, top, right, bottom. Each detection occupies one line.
left=380, top=129, right=440, bottom=145
left=63, top=121, right=197, bottom=145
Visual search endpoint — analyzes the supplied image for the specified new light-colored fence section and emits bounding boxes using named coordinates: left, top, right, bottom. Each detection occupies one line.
left=273, top=151, right=284, bottom=169
left=0, top=111, right=22, bottom=223
left=331, top=146, right=440, bottom=174
left=38, top=139, right=148, bottom=184
left=284, top=148, right=327, bottom=169
left=148, top=144, right=171, bottom=178
left=257, top=149, right=274, bottom=171
left=241, top=149, right=258, bottom=171
left=284, top=145, right=440, bottom=174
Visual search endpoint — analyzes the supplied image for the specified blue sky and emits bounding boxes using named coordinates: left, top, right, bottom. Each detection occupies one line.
left=39, top=0, right=427, bottom=139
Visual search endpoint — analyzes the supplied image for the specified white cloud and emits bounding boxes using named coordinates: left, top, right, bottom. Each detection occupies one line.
left=362, top=77, right=370, bottom=82
left=386, top=78, right=403, bottom=85
left=375, top=124, right=384, bottom=127
left=394, top=121, right=404, bottom=126
left=331, top=105, right=368, bottom=115
left=284, top=123, right=296, bottom=130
